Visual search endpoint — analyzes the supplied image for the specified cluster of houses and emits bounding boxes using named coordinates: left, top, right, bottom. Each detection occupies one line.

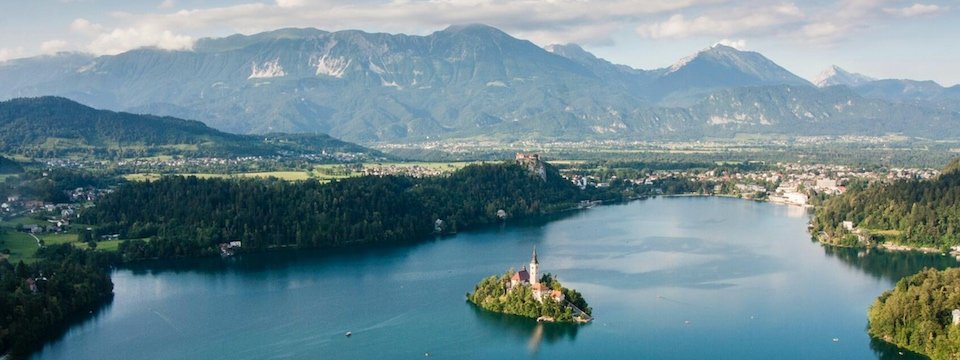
left=3, top=197, right=82, bottom=234
left=561, top=162, right=940, bottom=207
left=360, top=164, right=454, bottom=178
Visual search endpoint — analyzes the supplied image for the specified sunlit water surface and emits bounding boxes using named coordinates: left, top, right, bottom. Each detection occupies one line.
left=32, top=197, right=957, bottom=359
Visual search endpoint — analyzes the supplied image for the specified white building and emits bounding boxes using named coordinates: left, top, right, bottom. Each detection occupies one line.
left=785, top=192, right=808, bottom=206
left=842, top=221, right=855, bottom=231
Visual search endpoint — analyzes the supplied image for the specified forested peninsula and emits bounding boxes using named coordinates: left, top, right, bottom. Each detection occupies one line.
left=811, top=158, right=960, bottom=249
left=0, top=245, right=114, bottom=358
left=868, top=267, right=960, bottom=359
left=81, top=161, right=617, bottom=261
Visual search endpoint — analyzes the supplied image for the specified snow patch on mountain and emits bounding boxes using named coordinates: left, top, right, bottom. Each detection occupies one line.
left=369, top=62, right=386, bottom=75
left=248, top=58, right=286, bottom=79
left=813, top=65, right=875, bottom=87
left=667, top=52, right=698, bottom=74
left=312, top=55, right=350, bottom=78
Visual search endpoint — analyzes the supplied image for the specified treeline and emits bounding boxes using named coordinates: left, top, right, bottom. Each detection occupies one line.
left=811, top=159, right=960, bottom=249
left=467, top=272, right=591, bottom=322
left=0, top=245, right=115, bottom=357
left=868, top=267, right=960, bottom=359
left=0, top=157, right=22, bottom=175
left=82, top=162, right=613, bottom=261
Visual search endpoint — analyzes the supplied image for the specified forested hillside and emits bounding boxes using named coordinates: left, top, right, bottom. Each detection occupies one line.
left=81, top=162, right=610, bottom=260
left=0, top=97, right=376, bottom=158
left=868, top=267, right=960, bottom=359
left=812, top=158, right=960, bottom=248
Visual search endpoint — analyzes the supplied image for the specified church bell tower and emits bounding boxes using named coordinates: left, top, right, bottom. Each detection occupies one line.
left=529, top=246, right=539, bottom=285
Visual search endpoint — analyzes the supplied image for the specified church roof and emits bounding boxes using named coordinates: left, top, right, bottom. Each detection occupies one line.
left=512, top=269, right=530, bottom=282
left=531, top=246, right=538, bottom=265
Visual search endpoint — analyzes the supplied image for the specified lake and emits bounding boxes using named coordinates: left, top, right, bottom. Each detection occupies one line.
left=31, top=197, right=958, bottom=359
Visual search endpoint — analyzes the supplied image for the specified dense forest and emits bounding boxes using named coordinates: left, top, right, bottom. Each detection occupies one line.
left=0, top=157, right=22, bottom=174
left=0, top=96, right=377, bottom=158
left=868, top=267, right=960, bottom=359
left=0, top=245, right=115, bottom=357
left=467, top=272, right=591, bottom=322
left=811, top=158, right=960, bottom=248
left=81, top=162, right=615, bottom=261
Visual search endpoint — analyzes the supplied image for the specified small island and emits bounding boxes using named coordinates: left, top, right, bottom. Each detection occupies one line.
left=467, top=247, right=592, bottom=323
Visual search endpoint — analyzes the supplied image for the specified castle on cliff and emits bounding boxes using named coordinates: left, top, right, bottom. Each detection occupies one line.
left=515, top=152, right=547, bottom=182
left=508, top=247, right=564, bottom=303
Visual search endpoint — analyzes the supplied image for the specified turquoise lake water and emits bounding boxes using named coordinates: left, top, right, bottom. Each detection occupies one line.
left=31, top=197, right=958, bottom=359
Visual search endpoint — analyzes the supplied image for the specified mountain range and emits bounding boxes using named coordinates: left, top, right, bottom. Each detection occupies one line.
left=0, top=24, right=958, bottom=143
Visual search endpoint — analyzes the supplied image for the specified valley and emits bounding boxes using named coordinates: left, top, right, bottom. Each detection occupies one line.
left=0, top=14, right=958, bottom=360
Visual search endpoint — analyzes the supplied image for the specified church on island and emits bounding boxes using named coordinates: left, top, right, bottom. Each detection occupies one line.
left=509, top=247, right=565, bottom=303
left=467, top=246, right=593, bottom=323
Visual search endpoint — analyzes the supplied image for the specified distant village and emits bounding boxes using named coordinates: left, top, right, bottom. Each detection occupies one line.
left=562, top=162, right=938, bottom=207
left=2, top=187, right=111, bottom=235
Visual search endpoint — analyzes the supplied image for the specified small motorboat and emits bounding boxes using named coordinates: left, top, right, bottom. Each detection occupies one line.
left=345, top=331, right=352, bottom=337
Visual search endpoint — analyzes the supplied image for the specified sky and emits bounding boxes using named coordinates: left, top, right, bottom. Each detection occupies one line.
left=0, top=0, right=957, bottom=86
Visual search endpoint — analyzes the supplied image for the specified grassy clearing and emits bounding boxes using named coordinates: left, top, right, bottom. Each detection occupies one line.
left=123, top=173, right=163, bottom=181
left=0, top=216, right=50, bottom=227
left=125, top=171, right=312, bottom=181
left=40, top=233, right=77, bottom=246
left=0, top=231, right=39, bottom=264
left=125, top=162, right=484, bottom=183
left=75, top=239, right=122, bottom=251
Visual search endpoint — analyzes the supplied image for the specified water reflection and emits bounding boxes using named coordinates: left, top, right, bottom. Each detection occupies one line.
left=821, top=245, right=958, bottom=283
left=468, top=303, right=581, bottom=353
left=33, top=294, right=115, bottom=356
left=869, top=336, right=927, bottom=360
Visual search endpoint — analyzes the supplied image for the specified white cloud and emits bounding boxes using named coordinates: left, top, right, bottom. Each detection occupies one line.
left=86, top=25, right=194, bottom=55
left=70, top=18, right=104, bottom=36
left=715, top=38, right=747, bottom=50
left=40, top=40, right=69, bottom=53
left=0, top=47, right=26, bottom=62
left=28, top=0, right=951, bottom=57
left=275, top=0, right=305, bottom=8
left=800, top=22, right=842, bottom=40
left=92, top=0, right=726, bottom=50
left=638, top=3, right=804, bottom=39
left=883, top=3, right=944, bottom=17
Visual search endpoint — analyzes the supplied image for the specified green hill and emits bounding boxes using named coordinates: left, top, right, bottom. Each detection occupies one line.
left=0, top=96, right=378, bottom=159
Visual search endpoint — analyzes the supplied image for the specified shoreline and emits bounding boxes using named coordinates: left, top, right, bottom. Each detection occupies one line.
left=877, top=243, right=943, bottom=254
